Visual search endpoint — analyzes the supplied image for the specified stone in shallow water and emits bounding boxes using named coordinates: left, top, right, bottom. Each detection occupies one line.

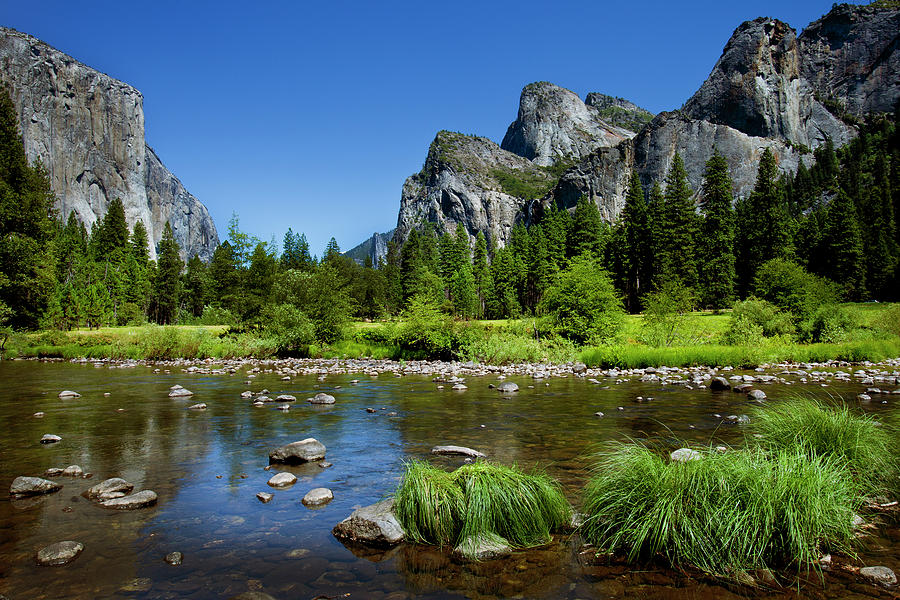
left=267, top=472, right=297, bottom=488
left=61, top=465, right=83, bottom=477
left=268, top=438, right=326, bottom=463
left=57, top=390, right=80, bottom=398
left=333, top=499, right=405, bottom=546
left=453, top=533, right=512, bottom=560
left=10, top=476, right=62, bottom=497
left=497, top=381, right=519, bottom=393
left=431, top=445, right=485, bottom=458
left=40, top=434, right=62, bottom=444
left=165, top=551, right=183, bottom=565
left=83, top=477, right=134, bottom=501
left=119, top=577, right=152, bottom=593
left=302, top=487, right=333, bottom=507
left=168, top=387, right=193, bottom=397
left=670, top=448, right=701, bottom=462
left=307, top=392, right=335, bottom=404
left=36, top=540, right=83, bottom=565
left=709, top=376, right=730, bottom=391
left=256, top=492, right=274, bottom=503
left=859, top=566, right=896, bottom=587
left=100, top=490, right=158, bottom=509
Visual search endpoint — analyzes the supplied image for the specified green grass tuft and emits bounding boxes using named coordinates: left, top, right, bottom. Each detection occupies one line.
left=750, top=396, right=900, bottom=498
left=394, top=460, right=571, bottom=560
left=581, top=442, right=859, bottom=579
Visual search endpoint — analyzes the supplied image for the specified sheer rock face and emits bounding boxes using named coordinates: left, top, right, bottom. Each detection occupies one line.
left=0, top=27, right=218, bottom=261
left=681, top=18, right=851, bottom=148
left=799, top=3, right=900, bottom=118
left=394, top=131, right=553, bottom=248
left=501, top=82, right=633, bottom=166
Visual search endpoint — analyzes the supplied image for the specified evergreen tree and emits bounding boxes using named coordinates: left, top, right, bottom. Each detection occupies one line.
left=698, top=150, right=736, bottom=308
left=281, top=228, right=314, bottom=271
left=130, top=220, right=150, bottom=266
left=243, top=242, right=277, bottom=321
left=646, top=182, right=665, bottom=289
left=656, top=153, right=699, bottom=291
left=541, top=201, right=570, bottom=270
left=620, top=171, right=652, bottom=312
left=381, top=239, right=403, bottom=314
left=472, top=231, right=491, bottom=318
left=821, top=189, right=866, bottom=299
left=183, top=255, right=211, bottom=317
left=91, top=197, right=129, bottom=259
left=568, top=196, right=606, bottom=258
left=322, top=237, right=342, bottom=264
left=209, top=240, right=240, bottom=312
left=152, top=222, right=182, bottom=324
left=735, top=147, right=792, bottom=295
left=0, top=82, right=57, bottom=329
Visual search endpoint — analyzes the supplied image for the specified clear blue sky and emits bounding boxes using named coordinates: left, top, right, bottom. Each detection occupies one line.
left=3, top=0, right=838, bottom=257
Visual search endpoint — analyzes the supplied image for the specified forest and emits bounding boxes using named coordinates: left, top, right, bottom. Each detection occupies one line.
left=1, top=85, right=899, bottom=362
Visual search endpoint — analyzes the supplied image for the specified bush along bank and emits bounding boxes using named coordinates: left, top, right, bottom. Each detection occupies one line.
left=581, top=397, right=900, bottom=583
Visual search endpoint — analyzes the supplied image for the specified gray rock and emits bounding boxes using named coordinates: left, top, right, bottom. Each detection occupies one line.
left=501, top=81, right=633, bottom=166
left=269, top=438, right=327, bottom=464
left=724, top=414, right=751, bottom=424
left=83, top=477, right=133, bottom=501
left=100, top=490, right=158, bottom=509
left=275, top=394, right=296, bottom=402
left=57, top=390, right=80, bottom=398
left=187, top=402, right=207, bottom=410
left=709, top=377, right=731, bottom=391
left=0, top=28, right=219, bottom=262
left=267, top=472, right=297, bottom=488
left=332, top=499, right=405, bottom=546
left=10, top=476, right=62, bottom=497
left=858, top=393, right=872, bottom=402
left=36, top=540, right=83, bottom=566
left=256, top=492, right=274, bottom=503
left=168, top=388, right=194, bottom=397
left=497, top=381, right=519, bottom=393
left=307, top=392, right=335, bottom=404
left=301, top=487, right=334, bottom=507
left=452, top=383, right=468, bottom=390
left=670, top=448, right=702, bottom=463
left=572, top=362, right=587, bottom=374
left=453, top=533, right=513, bottom=560
left=164, top=551, right=183, bottom=566
left=733, top=383, right=753, bottom=393
left=584, top=93, right=655, bottom=134
left=44, top=467, right=64, bottom=476
left=40, top=434, right=62, bottom=444
left=747, top=389, right=767, bottom=401
left=859, top=566, right=897, bottom=588
left=431, top=445, right=486, bottom=458
left=61, top=465, right=83, bottom=477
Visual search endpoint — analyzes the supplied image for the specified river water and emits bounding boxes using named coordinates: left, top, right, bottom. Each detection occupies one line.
left=0, top=359, right=897, bottom=600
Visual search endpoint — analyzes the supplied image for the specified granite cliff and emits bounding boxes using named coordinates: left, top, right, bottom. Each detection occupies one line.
left=0, top=27, right=218, bottom=261
left=392, top=3, right=898, bottom=250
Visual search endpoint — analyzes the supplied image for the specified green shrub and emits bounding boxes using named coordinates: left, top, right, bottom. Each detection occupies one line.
left=800, top=304, right=858, bottom=343
left=261, top=303, right=315, bottom=355
left=198, top=305, right=239, bottom=326
left=638, top=281, right=698, bottom=347
left=395, top=295, right=456, bottom=358
left=582, top=443, right=858, bottom=579
left=727, top=297, right=794, bottom=339
left=753, top=259, right=839, bottom=321
left=394, top=460, right=571, bottom=560
left=750, top=396, right=900, bottom=497
left=539, top=255, right=624, bottom=344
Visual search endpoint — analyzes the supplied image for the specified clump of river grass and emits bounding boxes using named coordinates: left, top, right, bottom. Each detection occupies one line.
left=394, top=460, right=571, bottom=559
left=749, top=396, right=900, bottom=498
left=581, top=443, right=859, bottom=580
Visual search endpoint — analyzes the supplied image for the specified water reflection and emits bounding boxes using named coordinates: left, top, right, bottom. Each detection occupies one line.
left=0, top=360, right=896, bottom=599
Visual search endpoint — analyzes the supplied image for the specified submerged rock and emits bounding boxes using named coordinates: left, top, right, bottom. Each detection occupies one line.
left=164, top=551, right=183, bottom=566
left=431, top=445, right=486, bottom=459
left=497, top=382, right=519, bottom=393
left=83, top=477, right=134, bottom=501
left=10, top=476, right=62, bottom=497
left=747, top=389, right=767, bottom=401
left=168, top=387, right=194, bottom=397
left=302, top=487, right=334, bottom=507
left=333, top=499, right=405, bottom=546
left=453, top=533, right=513, bottom=560
left=269, top=438, right=327, bottom=463
left=100, top=490, right=158, bottom=509
left=859, top=566, right=897, bottom=587
left=36, top=540, right=83, bottom=566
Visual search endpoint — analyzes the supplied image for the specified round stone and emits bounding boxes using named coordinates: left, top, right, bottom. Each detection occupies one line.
left=36, top=540, right=83, bottom=566
left=302, top=487, right=334, bottom=507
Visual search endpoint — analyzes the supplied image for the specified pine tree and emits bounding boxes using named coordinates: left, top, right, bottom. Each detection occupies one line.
left=0, top=82, right=57, bottom=329
left=656, top=153, right=699, bottom=291
left=183, top=254, right=211, bottom=317
left=541, top=201, right=569, bottom=270
left=821, top=189, right=866, bottom=299
left=698, top=150, right=736, bottom=308
left=91, top=197, right=129, bottom=259
left=152, top=222, right=182, bottom=324
left=472, top=231, right=490, bottom=318
left=568, top=196, right=606, bottom=258
left=646, top=182, right=665, bottom=289
left=620, top=171, right=652, bottom=312
left=735, top=147, right=792, bottom=296
left=322, top=237, right=342, bottom=264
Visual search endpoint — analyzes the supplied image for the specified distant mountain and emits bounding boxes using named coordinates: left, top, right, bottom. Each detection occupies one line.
left=0, top=27, right=219, bottom=260
left=391, top=2, right=899, bottom=250
left=344, top=229, right=395, bottom=265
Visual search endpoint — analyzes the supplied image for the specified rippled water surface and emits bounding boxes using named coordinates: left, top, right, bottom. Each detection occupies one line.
left=0, top=359, right=897, bottom=599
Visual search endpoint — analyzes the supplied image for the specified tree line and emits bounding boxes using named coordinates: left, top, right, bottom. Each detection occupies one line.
left=1, top=77, right=898, bottom=343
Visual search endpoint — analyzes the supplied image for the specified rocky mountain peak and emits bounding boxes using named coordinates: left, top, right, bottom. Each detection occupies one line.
left=584, top=93, right=655, bottom=133
left=0, top=27, right=219, bottom=261
left=682, top=16, right=853, bottom=150
left=501, top=81, right=633, bottom=166
left=799, top=3, right=900, bottom=117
